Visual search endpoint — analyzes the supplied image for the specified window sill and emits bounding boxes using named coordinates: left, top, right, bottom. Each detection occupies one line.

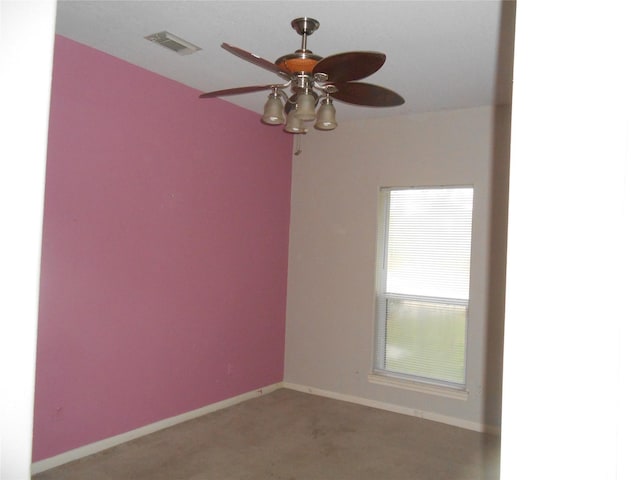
left=368, top=373, right=469, bottom=400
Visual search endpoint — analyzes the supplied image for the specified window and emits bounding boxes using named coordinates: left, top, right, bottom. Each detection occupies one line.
left=374, top=186, right=474, bottom=389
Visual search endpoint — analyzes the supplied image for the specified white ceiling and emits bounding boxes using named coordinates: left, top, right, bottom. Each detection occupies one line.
left=54, top=0, right=516, bottom=123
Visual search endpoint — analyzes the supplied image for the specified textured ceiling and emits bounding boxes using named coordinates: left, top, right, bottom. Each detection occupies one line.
left=54, top=0, right=516, bottom=123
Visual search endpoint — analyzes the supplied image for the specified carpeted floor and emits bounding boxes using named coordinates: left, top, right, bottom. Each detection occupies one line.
left=32, top=388, right=500, bottom=479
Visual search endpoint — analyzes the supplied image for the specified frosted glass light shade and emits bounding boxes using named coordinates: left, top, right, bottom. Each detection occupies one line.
left=284, top=112, right=308, bottom=133
left=314, top=99, right=337, bottom=130
left=261, top=93, right=285, bottom=125
left=295, top=92, right=316, bottom=121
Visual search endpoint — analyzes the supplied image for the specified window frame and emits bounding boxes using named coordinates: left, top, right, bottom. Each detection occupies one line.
left=372, top=185, right=474, bottom=393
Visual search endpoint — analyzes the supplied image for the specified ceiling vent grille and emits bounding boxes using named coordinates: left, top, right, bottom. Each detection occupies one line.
left=145, top=31, right=201, bottom=56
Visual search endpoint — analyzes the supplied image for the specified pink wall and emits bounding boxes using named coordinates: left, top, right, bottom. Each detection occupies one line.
left=32, top=36, right=292, bottom=461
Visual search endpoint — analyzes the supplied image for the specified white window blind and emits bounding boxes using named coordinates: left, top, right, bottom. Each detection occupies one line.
left=375, top=187, right=474, bottom=387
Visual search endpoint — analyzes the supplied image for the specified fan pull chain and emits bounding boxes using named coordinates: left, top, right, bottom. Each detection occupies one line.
left=294, top=134, right=303, bottom=156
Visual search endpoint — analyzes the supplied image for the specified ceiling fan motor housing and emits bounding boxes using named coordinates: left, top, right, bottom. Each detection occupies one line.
left=275, top=52, right=322, bottom=75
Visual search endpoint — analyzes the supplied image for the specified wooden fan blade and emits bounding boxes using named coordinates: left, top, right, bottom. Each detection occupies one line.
left=313, top=52, right=386, bottom=83
left=331, top=82, right=405, bottom=107
left=221, top=43, right=290, bottom=79
left=199, top=84, right=273, bottom=98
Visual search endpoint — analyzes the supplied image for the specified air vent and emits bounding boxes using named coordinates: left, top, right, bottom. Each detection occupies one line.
left=145, top=31, right=201, bottom=56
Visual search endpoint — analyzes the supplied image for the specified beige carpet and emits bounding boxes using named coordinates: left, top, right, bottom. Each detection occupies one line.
left=33, top=388, right=500, bottom=479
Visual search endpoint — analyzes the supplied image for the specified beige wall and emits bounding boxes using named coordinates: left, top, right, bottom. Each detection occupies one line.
left=284, top=105, right=510, bottom=430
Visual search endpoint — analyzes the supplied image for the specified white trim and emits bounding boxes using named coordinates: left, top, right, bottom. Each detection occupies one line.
left=32, top=380, right=499, bottom=474
left=367, top=373, right=469, bottom=400
left=283, top=382, right=499, bottom=435
left=31, top=382, right=283, bottom=475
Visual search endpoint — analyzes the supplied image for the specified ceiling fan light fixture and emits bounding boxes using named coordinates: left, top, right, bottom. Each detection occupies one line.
left=261, top=92, right=285, bottom=125
left=314, top=98, right=337, bottom=130
left=284, top=112, right=308, bottom=134
left=295, top=92, right=317, bottom=121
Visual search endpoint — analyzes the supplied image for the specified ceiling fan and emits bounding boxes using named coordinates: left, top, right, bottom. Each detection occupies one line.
left=199, top=17, right=405, bottom=134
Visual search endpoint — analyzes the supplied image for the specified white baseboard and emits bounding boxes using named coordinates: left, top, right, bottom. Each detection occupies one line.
left=31, top=382, right=283, bottom=475
left=33, top=380, right=499, bottom=474
left=283, top=382, right=501, bottom=436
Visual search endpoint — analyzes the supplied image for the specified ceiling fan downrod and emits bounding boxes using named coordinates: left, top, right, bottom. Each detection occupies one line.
left=290, top=17, right=320, bottom=53
left=275, top=17, right=322, bottom=77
